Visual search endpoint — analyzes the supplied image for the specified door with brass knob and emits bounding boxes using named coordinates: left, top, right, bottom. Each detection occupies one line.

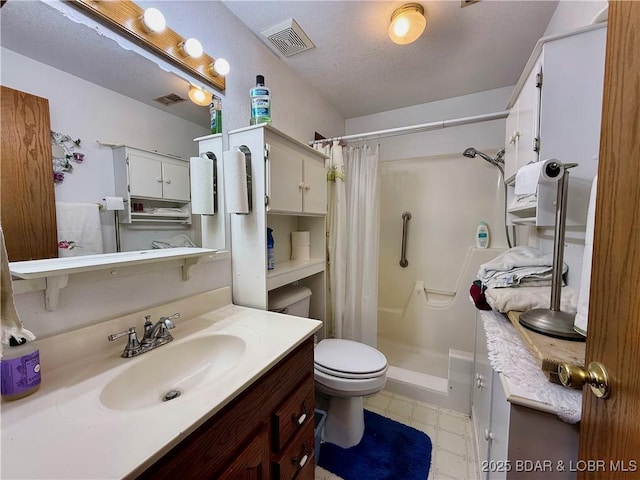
left=558, top=362, right=610, bottom=399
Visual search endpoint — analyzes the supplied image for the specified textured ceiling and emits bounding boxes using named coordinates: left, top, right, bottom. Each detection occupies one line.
left=223, top=1, right=558, bottom=118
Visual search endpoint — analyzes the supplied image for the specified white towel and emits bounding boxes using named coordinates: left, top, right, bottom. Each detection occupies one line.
left=485, top=286, right=578, bottom=314
left=574, top=176, right=598, bottom=336
left=477, top=246, right=567, bottom=289
left=1, top=227, right=36, bottom=355
left=514, top=162, right=542, bottom=195
left=56, top=202, right=104, bottom=257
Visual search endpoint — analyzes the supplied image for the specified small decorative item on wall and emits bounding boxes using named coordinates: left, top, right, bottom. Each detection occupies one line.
left=51, top=131, right=85, bottom=184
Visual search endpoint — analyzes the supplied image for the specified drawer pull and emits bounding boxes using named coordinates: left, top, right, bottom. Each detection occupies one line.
left=293, top=445, right=311, bottom=470
left=292, top=400, right=308, bottom=426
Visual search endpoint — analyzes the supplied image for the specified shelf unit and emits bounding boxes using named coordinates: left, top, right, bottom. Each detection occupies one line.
left=113, top=146, right=192, bottom=225
left=227, top=124, right=328, bottom=336
left=504, top=24, right=605, bottom=227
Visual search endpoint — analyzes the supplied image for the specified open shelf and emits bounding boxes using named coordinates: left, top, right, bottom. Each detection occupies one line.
left=266, top=258, right=325, bottom=291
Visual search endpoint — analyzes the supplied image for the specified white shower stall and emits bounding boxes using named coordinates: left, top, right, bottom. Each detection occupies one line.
left=344, top=88, right=515, bottom=414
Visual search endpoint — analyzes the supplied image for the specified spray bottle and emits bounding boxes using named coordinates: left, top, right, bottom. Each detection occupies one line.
left=267, top=227, right=275, bottom=270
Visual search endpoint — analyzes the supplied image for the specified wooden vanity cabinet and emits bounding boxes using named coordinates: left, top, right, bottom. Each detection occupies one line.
left=138, top=338, right=316, bottom=480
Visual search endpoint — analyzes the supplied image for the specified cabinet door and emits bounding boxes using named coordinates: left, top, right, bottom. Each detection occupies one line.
left=515, top=58, right=542, bottom=171
left=487, top=370, right=510, bottom=480
left=162, top=161, right=190, bottom=201
left=218, top=426, right=270, bottom=480
left=268, top=141, right=303, bottom=212
left=302, top=158, right=327, bottom=214
left=472, top=314, right=494, bottom=479
left=128, top=153, right=163, bottom=198
left=0, top=86, right=57, bottom=261
left=503, top=105, right=519, bottom=181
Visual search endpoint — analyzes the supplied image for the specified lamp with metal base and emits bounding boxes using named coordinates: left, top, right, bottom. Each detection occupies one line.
left=518, top=160, right=586, bottom=342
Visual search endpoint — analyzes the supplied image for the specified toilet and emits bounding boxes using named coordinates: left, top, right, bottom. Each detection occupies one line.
left=268, top=285, right=388, bottom=449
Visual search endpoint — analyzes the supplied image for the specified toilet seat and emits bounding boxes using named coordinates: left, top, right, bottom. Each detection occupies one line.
left=314, top=339, right=388, bottom=379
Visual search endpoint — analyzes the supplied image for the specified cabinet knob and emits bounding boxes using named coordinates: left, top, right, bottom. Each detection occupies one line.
left=298, top=182, right=305, bottom=189
left=484, top=429, right=494, bottom=441
left=304, top=184, right=311, bottom=190
left=165, top=178, right=172, bottom=184
left=156, top=177, right=163, bottom=183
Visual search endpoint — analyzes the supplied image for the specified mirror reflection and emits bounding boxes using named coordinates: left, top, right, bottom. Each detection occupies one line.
left=0, top=1, right=223, bottom=262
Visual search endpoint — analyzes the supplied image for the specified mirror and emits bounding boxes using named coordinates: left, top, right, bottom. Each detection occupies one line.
left=0, top=1, right=225, bottom=261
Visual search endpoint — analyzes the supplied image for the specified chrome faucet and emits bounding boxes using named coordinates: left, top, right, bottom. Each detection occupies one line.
left=109, top=313, right=180, bottom=358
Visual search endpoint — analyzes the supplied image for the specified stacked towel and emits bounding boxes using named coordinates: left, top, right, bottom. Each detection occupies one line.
left=485, top=286, right=578, bottom=314
left=477, top=246, right=567, bottom=289
left=56, top=202, right=104, bottom=257
left=1, top=227, right=36, bottom=355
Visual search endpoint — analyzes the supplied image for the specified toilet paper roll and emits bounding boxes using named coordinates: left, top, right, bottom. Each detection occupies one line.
left=291, top=245, right=310, bottom=261
left=291, top=231, right=310, bottom=247
left=538, top=158, right=565, bottom=184
left=514, top=159, right=564, bottom=195
left=190, top=156, right=214, bottom=215
left=223, top=148, right=249, bottom=214
left=104, top=196, right=125, bottom=211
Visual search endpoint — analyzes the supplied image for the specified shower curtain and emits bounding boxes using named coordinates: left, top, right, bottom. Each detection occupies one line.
left=317, top=141, right=380, bottom=347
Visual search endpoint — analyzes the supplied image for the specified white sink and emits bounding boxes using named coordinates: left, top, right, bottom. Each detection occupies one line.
left=100, top=334, right=246, bottom=411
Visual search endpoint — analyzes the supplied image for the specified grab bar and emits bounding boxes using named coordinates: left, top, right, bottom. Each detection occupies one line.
left=399, top=211, right=411, bottom=267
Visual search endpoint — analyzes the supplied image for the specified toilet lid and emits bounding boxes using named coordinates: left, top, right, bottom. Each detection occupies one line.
left=314, top=339, right=388, bottom=379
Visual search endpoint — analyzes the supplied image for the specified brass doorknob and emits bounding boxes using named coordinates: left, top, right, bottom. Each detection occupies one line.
left=558, top=361, right=611, bottom=398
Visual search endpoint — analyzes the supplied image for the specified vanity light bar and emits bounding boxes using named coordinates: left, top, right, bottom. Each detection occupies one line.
left=71, top=0, right=225, bottom=92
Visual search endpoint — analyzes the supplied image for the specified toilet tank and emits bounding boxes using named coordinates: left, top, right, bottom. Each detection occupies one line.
left=268, top=285, right=312, bottom=317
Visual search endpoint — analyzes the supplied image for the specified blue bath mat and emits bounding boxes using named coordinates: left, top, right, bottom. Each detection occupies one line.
left=318, top=409, right=432, bottom=480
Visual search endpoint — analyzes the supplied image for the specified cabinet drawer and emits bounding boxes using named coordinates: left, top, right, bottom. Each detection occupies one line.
left=272, top=374, right=315, bottom=452
left=272, top=419, right=315, bottom=480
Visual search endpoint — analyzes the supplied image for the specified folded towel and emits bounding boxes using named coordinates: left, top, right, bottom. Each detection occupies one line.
left=477, top=246, right=567, bottom=289
left=56, top=202, right=104, bottom=257
left=485, top=286, right=578, bottom=314
left=1, top=227, right=36, bottom=356
left=574, top=176, right=598, bottom=336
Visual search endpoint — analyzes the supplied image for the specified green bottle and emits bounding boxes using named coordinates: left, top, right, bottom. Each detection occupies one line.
left=250, top=75, right=271, bottom=125
left=209, top=95, right=222, bottom=134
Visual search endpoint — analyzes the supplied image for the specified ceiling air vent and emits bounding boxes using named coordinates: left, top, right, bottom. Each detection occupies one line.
left=154, top=93, right=186, bottom=106
left=261, top=18, right=315, bottom=58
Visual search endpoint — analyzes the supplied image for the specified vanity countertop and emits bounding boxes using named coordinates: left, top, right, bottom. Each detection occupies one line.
left=0, top=287, right=322, bottom=479
left=478, top=310, right=582, bottom=423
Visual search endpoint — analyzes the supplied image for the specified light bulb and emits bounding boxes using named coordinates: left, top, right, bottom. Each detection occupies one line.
left=141, top=7, right=166, bottom=33
left=212, top=58, right=230, bottom=76
left=188, top=86, right=213, bottom=107
left=388, top=3, right=426, bottom=45
left=180, top=38, right=203, bottom=58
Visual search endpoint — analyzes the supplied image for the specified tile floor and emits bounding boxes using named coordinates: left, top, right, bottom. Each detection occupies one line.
left=314, top=390, right=479, bottom=480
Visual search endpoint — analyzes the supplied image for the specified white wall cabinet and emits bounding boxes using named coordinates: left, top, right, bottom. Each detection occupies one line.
left=227, top=124, right=328, bottom=337
left=267, top=133, right=327, bottom=214
left=472, top=314, right=579, bottom=480
left=113, top=146, right=191, bottom=224
left=504, top=25, right=606, bottom=227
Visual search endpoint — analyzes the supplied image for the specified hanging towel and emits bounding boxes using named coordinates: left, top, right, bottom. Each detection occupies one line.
left=1, top=227, right=36, bottom=356
left=485, top=286, right=578, bottom=314
left=574, top=176, right=598, bottom=336
left=56, top=202, right=104, bottom=257
left=477, top=245, right=567, bottom=289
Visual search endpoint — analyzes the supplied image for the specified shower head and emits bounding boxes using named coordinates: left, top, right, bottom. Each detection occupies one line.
left=463, top=147, right=505, bottom=176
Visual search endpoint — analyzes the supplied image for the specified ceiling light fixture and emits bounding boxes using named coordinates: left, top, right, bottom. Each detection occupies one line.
left=211, top=58, right=231, bottom=76
left=188, top=85, right=213, bottom=107
left=140, top=7, right=166, bottom=33
left=179, top=38, right=204, bottom=58
left=388, top=3, right=427, bottom=45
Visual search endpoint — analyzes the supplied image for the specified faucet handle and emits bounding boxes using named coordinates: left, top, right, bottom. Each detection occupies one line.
left=160, top=313, right=180, bottom=329
left=108, top=327, right=142, bottom=358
